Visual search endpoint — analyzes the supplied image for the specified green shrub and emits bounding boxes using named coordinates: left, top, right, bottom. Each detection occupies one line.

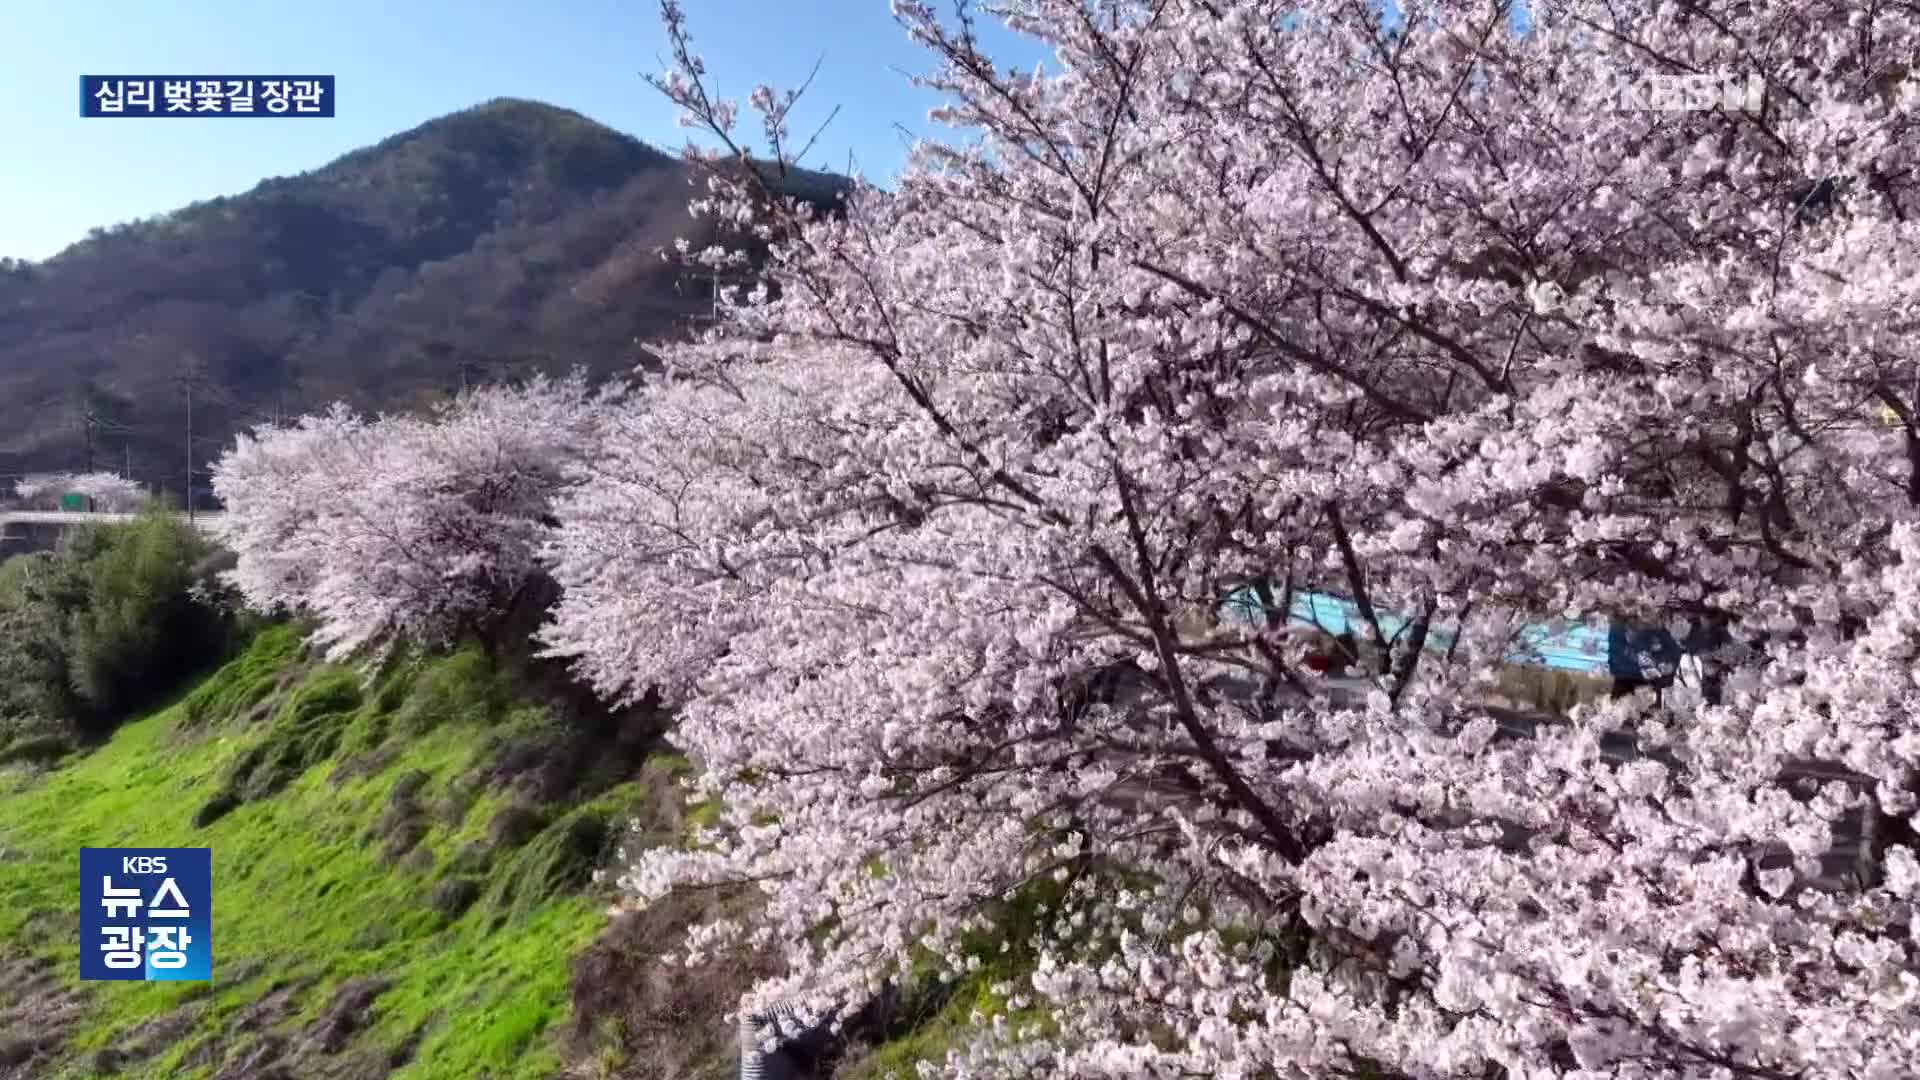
left=0, top=549, right=93, bottom=731
left=66, top=514, right=228, bottom=726
left=0, top=512, right=238, bottom=742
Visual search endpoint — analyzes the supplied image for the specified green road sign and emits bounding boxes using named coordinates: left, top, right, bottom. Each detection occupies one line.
left=60, top=492, right=88, bottom=511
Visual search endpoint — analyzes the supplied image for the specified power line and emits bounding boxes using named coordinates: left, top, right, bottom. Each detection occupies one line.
left=190, top=378, right=280, bottom=427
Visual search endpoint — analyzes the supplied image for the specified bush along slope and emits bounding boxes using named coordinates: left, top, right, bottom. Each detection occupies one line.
left=0, top=512, right=240, bottom=752
left=0, top=624, right=732, bottom=1080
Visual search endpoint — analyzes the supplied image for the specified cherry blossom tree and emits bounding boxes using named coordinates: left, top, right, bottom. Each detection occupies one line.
left=541, top=1, right=1920, bottom=1075
left=12, top=471, right=147, bottom=513
left=206, top=404, right=367, bottom=621
left=213, top=374, right=608, bottom=661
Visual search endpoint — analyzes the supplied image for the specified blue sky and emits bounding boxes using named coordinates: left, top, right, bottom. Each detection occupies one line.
left=0, top=1, right=1048, bottom=262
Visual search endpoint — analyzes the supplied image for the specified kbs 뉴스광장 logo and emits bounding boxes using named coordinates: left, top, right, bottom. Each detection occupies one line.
left=79, top=848, right=212, bottom=981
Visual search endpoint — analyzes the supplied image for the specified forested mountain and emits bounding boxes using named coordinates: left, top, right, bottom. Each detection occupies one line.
left=0, top=98, right=847, bottom=500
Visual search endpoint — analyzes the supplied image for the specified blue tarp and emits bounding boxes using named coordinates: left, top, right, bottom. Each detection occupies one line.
left=1218, top=587, right=1694, bottom=677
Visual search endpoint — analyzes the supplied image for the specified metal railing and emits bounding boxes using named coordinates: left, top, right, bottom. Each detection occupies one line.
left=739, top=1001, right=834, bottom=1080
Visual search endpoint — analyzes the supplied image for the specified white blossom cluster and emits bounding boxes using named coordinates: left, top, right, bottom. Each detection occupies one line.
left=12, top=471, right=147, bottom=513
left=210, top=375, right=607, bottom=660
left=224, top=1, right=1920, bottom=1075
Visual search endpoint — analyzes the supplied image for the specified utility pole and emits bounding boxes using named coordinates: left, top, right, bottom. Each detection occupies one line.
left=183, top=371, right=195, bottom=524
left=82, top=405, right=94, bottom=474
left=123, top=442, right=131, bottom=481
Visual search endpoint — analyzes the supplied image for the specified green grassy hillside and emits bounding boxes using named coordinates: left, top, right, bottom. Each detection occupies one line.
left=0, top=625, right=698, bottom=1080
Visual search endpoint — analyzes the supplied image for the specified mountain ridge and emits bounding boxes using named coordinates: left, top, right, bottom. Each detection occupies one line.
left=0, top=97, right=849, bottom=501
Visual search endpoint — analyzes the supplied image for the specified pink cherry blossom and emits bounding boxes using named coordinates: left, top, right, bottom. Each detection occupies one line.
left=239, top=0, right=1920, bottom=1075
left=543, top=1, right=1920, bottom=1074
left=213, top=374, right=607, bottom=660
left=11, top=471, right=146, bottom=513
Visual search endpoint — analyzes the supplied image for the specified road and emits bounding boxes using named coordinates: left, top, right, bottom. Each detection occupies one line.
left=0, top=509, right=225, bottom=532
